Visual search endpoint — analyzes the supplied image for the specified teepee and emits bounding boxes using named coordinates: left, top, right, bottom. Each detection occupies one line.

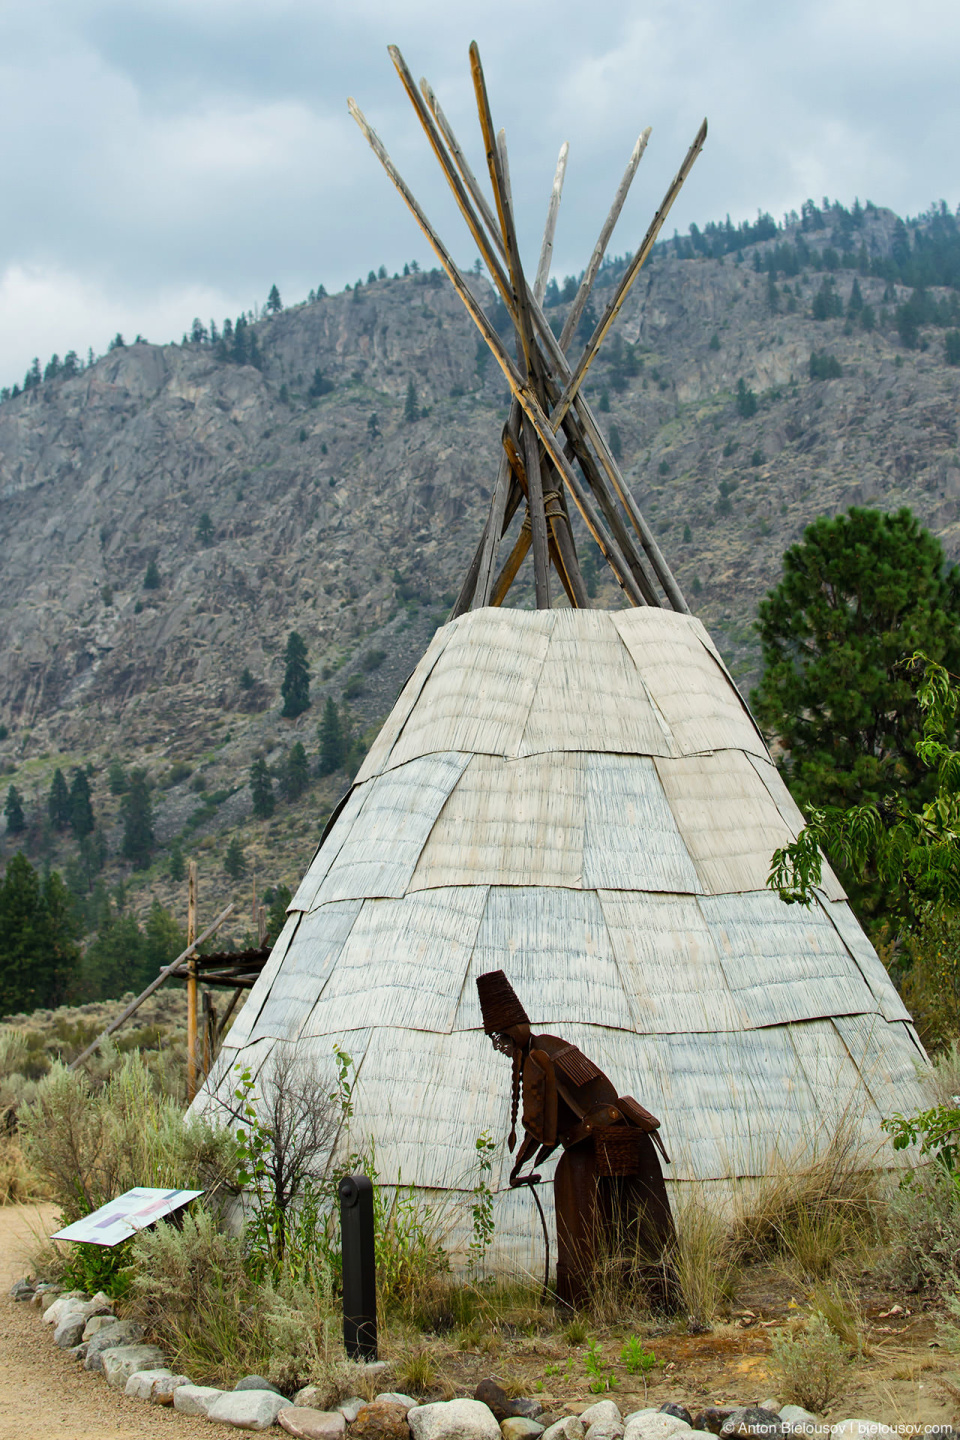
left=193, top=45, right=929, bottom=1271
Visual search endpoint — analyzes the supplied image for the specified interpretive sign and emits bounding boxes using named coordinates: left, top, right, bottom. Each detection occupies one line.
left=52, top=1187, right=203, bottom=1247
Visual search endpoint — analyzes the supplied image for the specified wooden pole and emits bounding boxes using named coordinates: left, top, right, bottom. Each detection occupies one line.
left=403, top=62, right=687, bottom=609
left=559, top=129, right=650, bottom=351
left=534, top=142, right=568, bottom=304
left=347, top=98, right=647, bottom=607
left=186, top=860, right=198, bottom=1102
left=552, top=119, right=708, bottom=425
left=68, top=904, right=236, bottom=1071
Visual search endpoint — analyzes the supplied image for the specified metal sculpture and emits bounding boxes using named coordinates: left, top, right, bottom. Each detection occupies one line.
left=477, top=969, right=677, bottom=1308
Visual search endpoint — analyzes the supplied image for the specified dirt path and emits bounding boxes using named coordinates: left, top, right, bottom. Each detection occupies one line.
left=0, top=1205, right=236, bottom=1440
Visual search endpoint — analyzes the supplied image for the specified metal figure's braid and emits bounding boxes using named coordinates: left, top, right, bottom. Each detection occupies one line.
left=508, top=1046, right=522, bottom=1152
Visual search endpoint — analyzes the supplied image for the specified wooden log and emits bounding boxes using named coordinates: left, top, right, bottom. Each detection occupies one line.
left=559, top=129, right=650, bottom=351
left=553, top=119, right=708, bottom=424
left=490, top=515, right=531, bottom=606
left=347, top=97, right=646, bottom=607
left=421, top=78, right=503, bottom=255
left=68, top=904, right=235, bottom=1071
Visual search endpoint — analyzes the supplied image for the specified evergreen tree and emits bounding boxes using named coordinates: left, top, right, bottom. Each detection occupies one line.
left=266, top=284, right=283, bottom=314
left=404, top=379, right=419, bottom=422
left=736, top=378, right=758, bottom=418
left=168, top=839, right=185, bottom=883
left=4, top=785, right=25, bottom=835
left=121, top=769, right=155, bottom=869
left=608, top=424, right=623, bottom=462
left=265, top=883, right=292, bottom=942
left=751, top=507, right=960, bottom=914
left=69, top=768, right=95, bottom=839
left=48, top=769, right=71, bottom=830
left=80, top=911, right=144, bottom=1001
left=281, top=742, right=310, bottom=801
left=249, top=757, right=275, bottom=818
left=0, top=853, right=80, bottom=1014
left=224, top=835, right=247, bottom=879
left=847, top=278, right=864, bottom=318
left=196, top=511, right=215, bottom=546
left=317, top=697, right=345, bottom=775
left=240, top=667, right=255, bottom=690
left=108, top=760, right=128, bottom=795
left=280, top=631, right=311, bottom=718
left=144, top=560, right=161, bottom=590
left=309, top=367, right=332, bottom=397
left=946, top=330, right=960, bottom=366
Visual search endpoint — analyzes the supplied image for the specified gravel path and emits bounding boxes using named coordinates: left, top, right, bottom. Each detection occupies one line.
left=0, top=1205, right=236, bottom=1440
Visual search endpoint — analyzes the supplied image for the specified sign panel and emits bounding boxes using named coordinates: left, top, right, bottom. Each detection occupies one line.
left=52, top=1187, right=204, bottom=1247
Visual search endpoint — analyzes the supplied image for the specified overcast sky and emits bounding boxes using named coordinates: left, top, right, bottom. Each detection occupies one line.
left=2, top=0, right=958, bottom=384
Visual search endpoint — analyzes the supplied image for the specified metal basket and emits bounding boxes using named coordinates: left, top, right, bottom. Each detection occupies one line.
left=593, top=1127, right=641, bottom=1176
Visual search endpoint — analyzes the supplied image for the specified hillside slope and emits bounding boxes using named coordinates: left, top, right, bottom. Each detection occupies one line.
left=1, top=201, right=958, bottom=924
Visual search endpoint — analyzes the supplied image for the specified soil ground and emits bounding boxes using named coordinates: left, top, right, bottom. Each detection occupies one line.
left=0, top=1206, right=957, bottom=1436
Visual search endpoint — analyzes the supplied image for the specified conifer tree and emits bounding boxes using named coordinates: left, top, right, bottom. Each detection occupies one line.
left=224, top=835, right=247, bottom=879
left=48, top=769, right=71, bottom=830
left=317, top=697, right=345, bottom=775
left=168, top=839, right=185, bottom=883
left=281, top=631, right=310, bottom=718
left=249, top=757, right=275, bottom=818
left=266, top=284, right=283, bottom=314
left=404, top=379, right=419, bottom=423
left=0, top=853, right=80, bottom=1013
left=4, top=786, right=25, bottom=835
left=121, top=770, right=155, bottom=869
left=281, top=742, right=310, bottom=801
left=144, top=561, right=161, bottom=590
left=736, top=378, right=758, bottom=418
left=69, top=768, right=95, bottom=839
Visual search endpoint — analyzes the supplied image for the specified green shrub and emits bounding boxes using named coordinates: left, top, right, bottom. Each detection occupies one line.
left=769, top=1312, right=849, bottom=1413
left=883, top=1164, right=960, bottom=1292
left=19, top=1053, right=237, bottom=1224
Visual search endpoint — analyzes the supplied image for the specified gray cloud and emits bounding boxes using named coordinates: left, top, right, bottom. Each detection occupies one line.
left=1, top=0, right=958, bottom=380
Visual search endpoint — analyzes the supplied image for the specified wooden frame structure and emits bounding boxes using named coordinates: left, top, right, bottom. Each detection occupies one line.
left=349, top=43, right=706, bottom=615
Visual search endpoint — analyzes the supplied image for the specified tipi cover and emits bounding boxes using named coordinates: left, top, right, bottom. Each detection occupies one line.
left=196, top=606, right=929, bottom=1269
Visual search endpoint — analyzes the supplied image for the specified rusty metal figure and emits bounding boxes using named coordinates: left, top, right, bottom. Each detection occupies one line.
left=477, top=969, right=677, bottom=1309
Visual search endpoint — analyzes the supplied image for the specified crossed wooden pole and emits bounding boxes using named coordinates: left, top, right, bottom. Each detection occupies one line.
left=349, top=43, right=706, bottom=613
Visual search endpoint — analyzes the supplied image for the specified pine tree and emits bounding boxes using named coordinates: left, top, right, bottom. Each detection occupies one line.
left=0, top=853, right=80, bottom=1013
left=281, top=742, right=310, bottom=801
left=69, top=768, right=95, bottom=839
left=404, top=379, right=419, bottom=423
left=608, top=424, right=623, bottom=461
left=280, top=631, right=311, bottom=718
left=224, top=835, right=247, bottom=879
left=144, top=560, right=161, bottom=590
left=317, top=697, right=345, bottom=775
left=48, top=769, right=71, bottom=830
left=196, top=512, right=214, bottom=546
left=168, top=840, right=185, bottom=883
left=752, top=506, right=960, bottom=919
left=249, top=757, right=275, bottom=818
left=240, top=667, right=255, bottom=690
left=736, top=378, right=758, bottom=418
left=4, top=786, right=25, bottom=835
left=266, top=883, right=292, bottom=942
left=121, top=770, right=155, bottom=869
left=266, top=284, right=283, bottom=314
left=108, top=760, right=128, bottom=795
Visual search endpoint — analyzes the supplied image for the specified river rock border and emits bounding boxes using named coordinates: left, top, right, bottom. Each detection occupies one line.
left=11, top=1278, right=937, bottom=1438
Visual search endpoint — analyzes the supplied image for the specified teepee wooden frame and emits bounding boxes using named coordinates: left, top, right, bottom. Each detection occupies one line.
left=349, top=43, right=706, bottom=614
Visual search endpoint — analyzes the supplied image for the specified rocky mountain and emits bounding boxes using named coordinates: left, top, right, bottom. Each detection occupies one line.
left=1, top=198, right=958, bottom=926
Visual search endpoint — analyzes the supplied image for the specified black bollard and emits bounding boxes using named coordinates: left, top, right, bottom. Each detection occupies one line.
left=339, top=1174, right=377, bottom=1360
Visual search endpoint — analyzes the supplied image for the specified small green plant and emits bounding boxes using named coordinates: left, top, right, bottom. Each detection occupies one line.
left=467, top=1130, right=498, bottom=1280
left=562, top=1316, right=588, bottom=1345
left=884, top=1102, right=960, bottom=1177
left=620, top=1336, right=658, bottom=1375
left=59, top=1236, right=135, bottom=1301
left=584, top=1339, right=611, bottom=1392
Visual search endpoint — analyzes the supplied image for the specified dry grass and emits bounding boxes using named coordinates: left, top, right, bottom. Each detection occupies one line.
left=0, top=1135, right=42, bottom=1205
left=671, top=1187, right=739, bottom=1329
left=730, top=1125, right=880, bottom=1279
